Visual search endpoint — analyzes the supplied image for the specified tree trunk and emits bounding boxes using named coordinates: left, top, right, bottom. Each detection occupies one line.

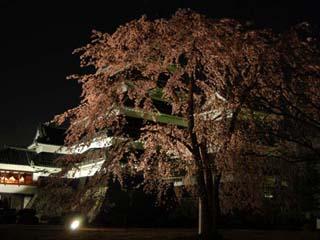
left=200, top=143, right=217, bottom=238
left=187, top=75, right=220, bottom=240
left=198, top=174, right=221, bottom=239
left=213, top=174, right=221, bottom=225
left=198, top=160, right=221, bottom=239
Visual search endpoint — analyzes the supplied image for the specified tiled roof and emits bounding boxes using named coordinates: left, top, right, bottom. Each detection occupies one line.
left=34, top=123, right=66, bottom=146
left=0, top=146, right=59, bottom=167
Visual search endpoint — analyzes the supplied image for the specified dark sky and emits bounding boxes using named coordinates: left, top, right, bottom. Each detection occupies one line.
left=0, top=0, right=319, bottom=147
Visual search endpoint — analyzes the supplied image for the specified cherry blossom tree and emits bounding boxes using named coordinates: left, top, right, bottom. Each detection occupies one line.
left=54, top=9, right=320, bottom=239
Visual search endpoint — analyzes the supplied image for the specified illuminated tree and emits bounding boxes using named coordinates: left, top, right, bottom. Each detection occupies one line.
left=54, top=10, right=320, bottom=239
left=254, top=22, right=320, bottom=159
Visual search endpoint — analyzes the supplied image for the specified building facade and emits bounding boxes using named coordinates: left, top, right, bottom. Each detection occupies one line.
left=0, top=123, right=106, bottom=211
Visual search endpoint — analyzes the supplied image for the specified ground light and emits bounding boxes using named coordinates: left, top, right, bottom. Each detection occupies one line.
left=69, top=218, right=81, bottom=231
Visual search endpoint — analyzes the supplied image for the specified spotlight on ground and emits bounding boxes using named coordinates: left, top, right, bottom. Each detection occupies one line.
left=69, top=218, right=81, bottom=231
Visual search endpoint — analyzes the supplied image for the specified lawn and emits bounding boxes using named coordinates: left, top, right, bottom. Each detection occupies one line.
left=0, top=225, right=319, bottom=240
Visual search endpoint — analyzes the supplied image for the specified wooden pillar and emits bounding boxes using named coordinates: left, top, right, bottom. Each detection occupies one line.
left=198, top=197, right=202, bottom=235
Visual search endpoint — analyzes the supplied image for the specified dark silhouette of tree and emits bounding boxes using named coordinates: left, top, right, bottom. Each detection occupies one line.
left=54, top=10, right=320, bottom=239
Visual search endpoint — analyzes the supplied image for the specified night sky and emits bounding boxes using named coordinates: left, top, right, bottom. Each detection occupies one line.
left=0, top=0, right=319, bottom=147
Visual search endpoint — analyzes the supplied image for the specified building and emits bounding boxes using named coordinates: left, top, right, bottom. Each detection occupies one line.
left=0, top=123, right=107, bottom=211
left=0, top=146, right=60, bottom=209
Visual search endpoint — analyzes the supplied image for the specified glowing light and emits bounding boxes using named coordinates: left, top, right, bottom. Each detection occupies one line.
left=19, top=176, right=25, bottom=183
left=8, top=176, right=16, bottom=183
left=70, top=219, right=81, bottom=230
